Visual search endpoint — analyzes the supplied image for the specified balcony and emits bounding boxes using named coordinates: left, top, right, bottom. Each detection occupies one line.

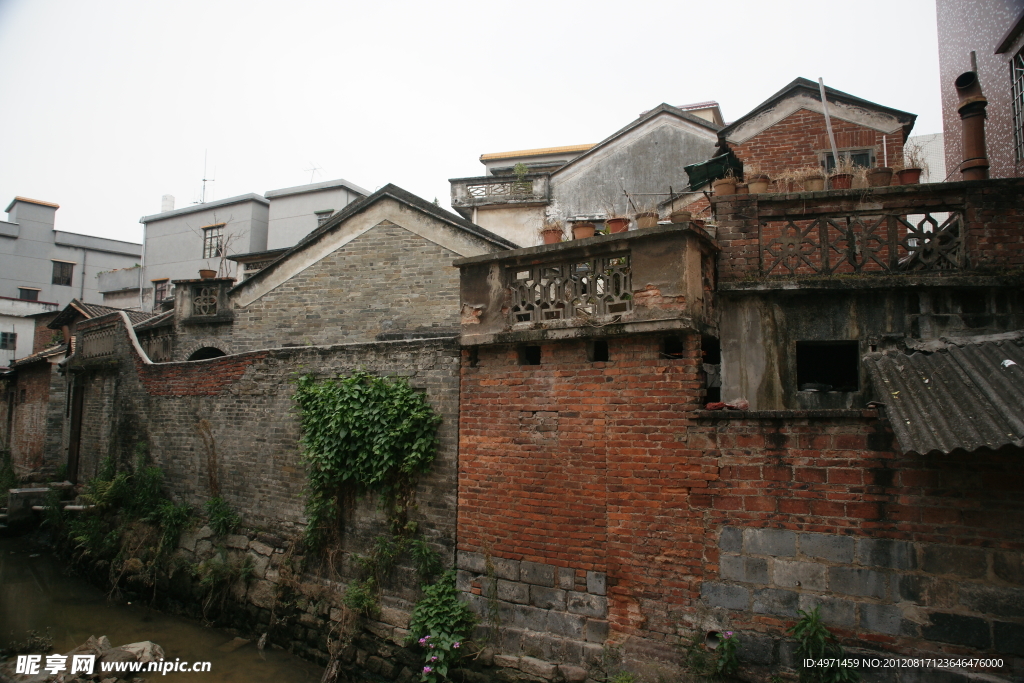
left=449, top=173, right=550, bottom=219
left=713, top=178, right=1024, bottom=286
left=455, top=223, right=717, bottom=345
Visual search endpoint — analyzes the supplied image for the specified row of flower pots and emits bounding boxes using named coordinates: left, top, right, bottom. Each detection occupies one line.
left=713, top=166, right=924, bottom=195
left=540, top=211, right=693, bottom=244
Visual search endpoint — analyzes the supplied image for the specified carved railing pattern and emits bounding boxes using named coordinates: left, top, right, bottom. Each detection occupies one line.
left=193, top=286, right=218, bottom=316
left=467, top=180, right=535, bottom=199
left=759, top=211, right=964, bottom=276
left=244, top=260, right=274, bottom=272
left=509, top=255, right=632, bottom=323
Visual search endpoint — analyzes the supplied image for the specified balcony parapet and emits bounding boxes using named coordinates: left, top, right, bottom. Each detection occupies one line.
left=450, top=173, right=550, bottom=218
left=454, top=223, right=718, bottom=346
left=713, top=178, right=1024, bottom=284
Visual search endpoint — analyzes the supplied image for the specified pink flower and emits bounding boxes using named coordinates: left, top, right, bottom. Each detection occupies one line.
left=430, top=656, right=438, bottom=662
left=418, top=637, right=428, bottom=645
left=725, top=631, right=733, bottom=637
left=429, top=644, right=435, bottom=649
left=423, top=666, right=433, bottom=673
left=452, top=642, right=460, bottom=649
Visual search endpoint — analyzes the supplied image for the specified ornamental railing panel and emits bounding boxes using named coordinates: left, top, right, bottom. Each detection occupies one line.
left=192, top=286, right=219, bottom=316
left=759, top=211, right=964, bottom=276
left=509, top=254, right=632, bottom=323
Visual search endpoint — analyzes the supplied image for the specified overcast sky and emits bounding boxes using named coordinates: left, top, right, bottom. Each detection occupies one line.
left=0, top=0, right=941, bottom=244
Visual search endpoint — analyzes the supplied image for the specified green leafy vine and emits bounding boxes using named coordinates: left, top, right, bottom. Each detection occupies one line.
left=295, top=372, right=442, bottom=552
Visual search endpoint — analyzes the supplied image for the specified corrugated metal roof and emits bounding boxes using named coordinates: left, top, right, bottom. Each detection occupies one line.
left=865, top=338, right=1024, bottom=455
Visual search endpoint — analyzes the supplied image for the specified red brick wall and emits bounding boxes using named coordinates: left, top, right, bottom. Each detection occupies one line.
left=32, top=313, right=60, bottom=353
left=460, top=334, right=717, bottom=646
left=731, top=109, right=904, bottom=178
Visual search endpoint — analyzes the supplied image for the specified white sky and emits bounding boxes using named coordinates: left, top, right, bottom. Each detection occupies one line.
left=0, top=0, right=942, bottom=244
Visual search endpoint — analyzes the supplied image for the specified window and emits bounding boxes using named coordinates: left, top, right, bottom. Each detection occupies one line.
left=153, top=279, right=170, bottom=301
left=51, top=260, right=74, bottom=286
left=315, top=209, right=334, bottom=227
left=519, top=345, right=541, bottom=365
left=1014, top=48, right=1024, bottom=161
left=0, top=332, right=15, bottom=350
left=202, top=224, right=224, bottom=259
left=587, top=339, right=609, bottom=362
left=18, top=288, right=39, bottom=301
left=821, top=149, right=874, bottom=171
left=796, top=341, right=860, bottom=392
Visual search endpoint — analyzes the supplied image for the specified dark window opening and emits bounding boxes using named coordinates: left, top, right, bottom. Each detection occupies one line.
left=52, top=261, right=74, bottom=286
left=188, top=347, right=226, bottom=361
left=153, top=280, right=171, bottom=302
left=663, top=335, right=684, bottom=358
left=701, top=335, right=721, bottom=364
left=587, top=339, right=609, bottom=362
left=796, top=341, right=860, bottom=392
left=18, top=288, right=39, bottom=301
left=519, top=345, right=541, bottom=366
left=468, top=347, right=479, bottom=367
left=0, top=332, right=15, bottom=350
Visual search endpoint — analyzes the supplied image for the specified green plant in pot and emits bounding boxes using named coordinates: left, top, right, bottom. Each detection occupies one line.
left=512, top=162, right=532, bottom=195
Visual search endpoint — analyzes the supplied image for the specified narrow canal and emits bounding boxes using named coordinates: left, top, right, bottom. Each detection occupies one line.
left=0, top=536, right=324, bottom=682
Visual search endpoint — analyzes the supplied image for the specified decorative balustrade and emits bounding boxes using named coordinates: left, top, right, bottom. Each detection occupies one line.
left=760, top=211, right=964, bottom=276
left=450, top=174, right=550, bottom=213
left=80, top=325, right=117, bottom=359
left=509, top=254, right=632, bottom=323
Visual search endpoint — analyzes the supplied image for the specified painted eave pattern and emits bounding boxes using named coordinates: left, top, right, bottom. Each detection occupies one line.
left=864, top=339, right=1024, bottom=455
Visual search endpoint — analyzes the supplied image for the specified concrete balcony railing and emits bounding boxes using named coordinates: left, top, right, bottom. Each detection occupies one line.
left=449, top=173, right=550, bottom=218
left=713, top=178, right=1024, bottom=284
left=455, top=223, right=718, bottom=345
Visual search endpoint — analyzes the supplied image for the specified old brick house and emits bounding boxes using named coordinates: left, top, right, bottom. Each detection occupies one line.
left=453, top=171, right=1024, bottom=680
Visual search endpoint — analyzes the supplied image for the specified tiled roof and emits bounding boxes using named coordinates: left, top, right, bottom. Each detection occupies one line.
left=48, top=299, right=157, bottom=328
left=133, top=309, right=174, bottom=331
left=10, top=343, right=66, bottom=368
left=864, top=335, right=1024, bottom=455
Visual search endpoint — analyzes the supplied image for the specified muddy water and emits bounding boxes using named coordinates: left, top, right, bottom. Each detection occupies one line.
left=0, top=537, right=324, bottom=682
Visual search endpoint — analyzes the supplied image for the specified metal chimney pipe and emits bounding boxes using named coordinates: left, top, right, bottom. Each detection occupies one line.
left=954, top=71, right=989, bottom=181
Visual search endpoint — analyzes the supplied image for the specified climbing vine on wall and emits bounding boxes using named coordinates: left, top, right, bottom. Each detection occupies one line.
left=294, top=372, right=442, bottom=552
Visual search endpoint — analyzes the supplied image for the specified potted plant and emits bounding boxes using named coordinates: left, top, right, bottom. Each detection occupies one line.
left=798, top=166, right=826, bottom=191
left=866, top=166, right=893, bottom=187
left=634, top=212, right=659, bottom=228
left=744, top=163, right=771, bottom=193
left=199, top=268, right=217, bottom=279
left=571, top=220, right=596, bottom=239
left=540, top=219, right=565, bottom=245
left=829, top=156, right=857, bottom=190
left=605, top=216, right=630, bottom=233
left=669, top=209, right=692, bottom=224
left=893, top=141, right=927, bottom=185
left=512, top=162, right=532, bottom=195
left=735, top=182, right=749, bottom=194
left=712, top=171, right=738, bottom=196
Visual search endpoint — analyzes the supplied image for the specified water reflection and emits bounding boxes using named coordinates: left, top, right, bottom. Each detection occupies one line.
left=0, top=537, right=323, bottom=682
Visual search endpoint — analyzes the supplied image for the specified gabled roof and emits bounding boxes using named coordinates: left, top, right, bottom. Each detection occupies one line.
left=552, top=103, right=722, bottom=178
left=233, top=183, right=518, bottom=294
left=864, top=334, right=1024, bottom=455
left=718, top=77, right=916, bottom=145
left=10, top=343, right=66, bottom=368
left=48, top=299, right=156, bottom=329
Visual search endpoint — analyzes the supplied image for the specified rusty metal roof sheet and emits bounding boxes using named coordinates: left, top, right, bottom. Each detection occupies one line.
left=864, top=338, right=1024, bottom=455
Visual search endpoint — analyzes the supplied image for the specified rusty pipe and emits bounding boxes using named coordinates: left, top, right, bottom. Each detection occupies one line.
left=954, top=71, right=989, bottom=181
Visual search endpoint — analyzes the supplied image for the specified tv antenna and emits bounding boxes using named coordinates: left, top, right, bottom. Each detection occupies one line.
left=194, top=150, right=216, bottom=204
left=304, top=162, right=323, bottom=184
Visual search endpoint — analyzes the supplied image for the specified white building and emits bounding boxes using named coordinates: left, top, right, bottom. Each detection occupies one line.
left=0, top=197, right=142, bottom=365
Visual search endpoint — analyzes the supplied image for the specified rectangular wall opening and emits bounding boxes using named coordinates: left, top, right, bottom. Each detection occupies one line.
left=587, top=340, right=609, bottom=362
left=519, top=345, right=541, bottom=366
left=796, top=340, right=860, bottom=392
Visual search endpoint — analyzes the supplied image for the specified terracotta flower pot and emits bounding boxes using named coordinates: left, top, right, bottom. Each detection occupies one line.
left=199, top=269, right=217, bottom=279
left=669, top=210, right=692, bottom=224
left=746, top=174, right=770, bottom=193
left=896, top=168, right=922, bottom=185
left=541, top=228, right=563, bottom=245
left=572, top=222, right=596, bottom=239
left=830, top=174, right=853, bottom=190
left=802, top=177, right=825, bottom=192
left=866, top=167, right=893, bottom=187
left=605, top=218, right=629, bottom=234
left=635, top=212, right=659, bottom=229
left=712, top=178, right=737, bottom=195
left=736, top=183, right=749, bottom=194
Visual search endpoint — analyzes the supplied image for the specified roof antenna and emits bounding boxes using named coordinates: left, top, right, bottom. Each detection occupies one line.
left=304, top=162, right=323, bottom=184
left=194, top=150, right=216, bottom=204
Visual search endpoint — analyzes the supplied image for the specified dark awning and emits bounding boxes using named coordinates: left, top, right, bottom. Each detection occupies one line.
left=683, top=153, right=743, bottom=191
